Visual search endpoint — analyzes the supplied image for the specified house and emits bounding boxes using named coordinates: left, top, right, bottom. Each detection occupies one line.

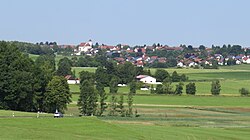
left=242, top=57, right=250, bottom=64
left=177, top=62, right=184, bottom=68
left=65, top=75, right=80, bottom=84
left=136, top=75, right=161, bottom=84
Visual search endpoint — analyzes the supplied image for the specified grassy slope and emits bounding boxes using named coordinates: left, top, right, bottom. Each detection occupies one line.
left=119, top=124, right=250, bottom=140
left=1, top=116, right=249, bottom=140
left=0, top=117, right=143, bottom=140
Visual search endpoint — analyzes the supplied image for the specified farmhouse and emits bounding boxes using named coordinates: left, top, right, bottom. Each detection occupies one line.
left=136, top=75, right=161, bottom=84
left=65, top=75, right=80, bottom=84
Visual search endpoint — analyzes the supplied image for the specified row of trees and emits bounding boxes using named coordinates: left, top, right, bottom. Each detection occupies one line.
left=153, top=80, right=222, bottom=95
left=77, top=70, right=135, bottom=117
left=0, top=41, right=71, bottom=112
left=154, top=69, right=188, bottom=82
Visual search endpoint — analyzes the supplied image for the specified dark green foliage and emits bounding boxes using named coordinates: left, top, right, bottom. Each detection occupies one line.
left=163, top=82, right=174, bottom=94
left=44, top=76, right=71, bottom=113
left=35, top=55, right=56, bottom=72
left=108, top=94, right=117, bottom=116
left=56, top=57, right=72, bottom=76
left=175, top=82, right=184, bottom=95
left=186, top=82, right=196, bottom=95
left=117, top=95, right=126, bottom=117
left=116, top=62, right=136, bottom=84
left=96, top=83, right=107, bottom=116
left=10, top=41, right=54, bottom=55
left=211, top=80, right=221, bottom=95
left=78, top=80, right=98, bottom=116
left=150, top=85, right=155, bottom=94
left=109, top=76, right=119, bottom=94
left=0, top=41, right=35, bottom=111
left=239, top=88, right=249, bottom=96
left=95, top=66, right=109, bottom=87
left=79, top=71, right=95, bottom=84
left=129, top=80, right=137, bottom=94
left=127, top=92, right=133, bottom=117
left=180, top=74, right=188, bottom=81
left=199, top=45, right=206, bottom=50
left=105, top=61, right=117, bottom=76
left=155, top=81, right=174, bottom=94
left=77, top=56, right=101, bottom=67
left=155, top=84, right=164, bottom=94
left=33, top=55, right=56, bottom=111
left=172, top=71, right=180, bottom=82
left=154, top=69, right=170, bottom=82
left=135, top=67, right=144, bottom=76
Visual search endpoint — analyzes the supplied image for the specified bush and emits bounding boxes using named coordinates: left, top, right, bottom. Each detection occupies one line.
left=186, top=82, right=196, bottom=95
left=239, top=88, right=249, bottom=96
left=211, top=80, right=221, bottom=95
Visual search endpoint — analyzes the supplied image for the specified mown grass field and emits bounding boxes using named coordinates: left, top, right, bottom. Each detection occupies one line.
left=1, top=106, right=250, bottom=140
left=70, top=94, right=250, bottom=107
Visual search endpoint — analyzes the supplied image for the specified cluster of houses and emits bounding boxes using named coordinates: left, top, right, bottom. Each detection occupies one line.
left=177, top=53, right=250, bottom=68
left=59, top=40, right=250, bottom=68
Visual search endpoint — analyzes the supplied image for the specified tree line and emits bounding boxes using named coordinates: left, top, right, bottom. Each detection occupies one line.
left=77, top=70, right=136, bottom=117
left=0, top=41, right=71, bottom=113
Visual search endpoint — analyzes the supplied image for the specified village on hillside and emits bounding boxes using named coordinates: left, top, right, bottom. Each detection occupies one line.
left=55, top=40, right=250, bottom=68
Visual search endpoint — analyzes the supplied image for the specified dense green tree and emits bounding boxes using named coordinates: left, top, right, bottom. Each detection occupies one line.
left=71, top=57, right=78, bottom=67
left=211, top=80, right=221, bottom=95
left=175, top=82, right=184, bottom=95
left=0, top=41, right=35, bottom=111
left=108, top=94, right=117, bottom=116
left=33, top=55, right=56, bottom=111
left=186, top=83, right=196, bottom=95
left=105, top=61, right=117, bottom=76
left=135, top=67, right=144, bottom=76
left=35, top=55, right=56, bottom=72
left=172, top=71, right=180, bottom=82
left=117, top=95, right=126, bottom=117
left=129, top=80, right=137, bottom=94
left=78, top=80, right=98, bottom=116
left=239, top=88, right=249, bottom=96
left=44, top=76, right=71, bottom=113
left=163, top=81, right=174, bottom=94
left=155, top=84, right=164, bottom=94
left=180, top=74, right=188, bottom=82
left=127, top=92, right=133, bottom=117
left=95, top=66, right=109, bottom=87
left=116, top=62, right=136, bottom=84
left=56, top=57, right=72, bottom=76
left=199, top=45, right=206, bottom=50
left=79, top=71, right=95, bottom=84
left=96, top=83, right=107, bottom=116
left=154, top=69, right=170, bottom=82
left=109, top=76, right=119, bottom=94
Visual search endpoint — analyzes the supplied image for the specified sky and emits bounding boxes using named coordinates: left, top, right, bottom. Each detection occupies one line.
left=0, top=0, right=250, bottom=47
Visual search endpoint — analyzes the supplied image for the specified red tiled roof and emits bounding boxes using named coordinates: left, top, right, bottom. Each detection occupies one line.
left=79, top=42, right=91, bottom=46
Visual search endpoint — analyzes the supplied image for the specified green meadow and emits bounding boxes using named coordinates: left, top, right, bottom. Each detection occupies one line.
left=20, top=54, right=250, bottom=139
left=69, top=65, right=250, bottom=95
left=0, top=117, right=249, bottom=140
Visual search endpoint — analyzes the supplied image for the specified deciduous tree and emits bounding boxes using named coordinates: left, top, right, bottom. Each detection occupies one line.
left=44, top=76, right=71, bottom=113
